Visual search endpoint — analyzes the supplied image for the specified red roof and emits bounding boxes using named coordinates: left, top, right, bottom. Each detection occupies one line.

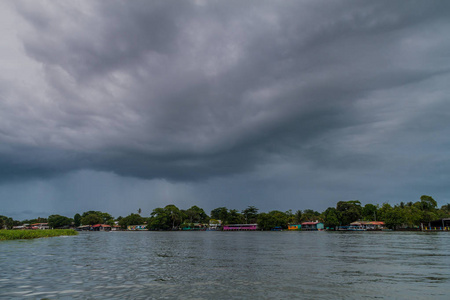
left=302, top=222, right=320, bottom=225
left=92, top=224, right=111, bottom=228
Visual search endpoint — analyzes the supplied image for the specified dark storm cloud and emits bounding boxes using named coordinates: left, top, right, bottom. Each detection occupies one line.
left=2, top=0, right=450, bottom=185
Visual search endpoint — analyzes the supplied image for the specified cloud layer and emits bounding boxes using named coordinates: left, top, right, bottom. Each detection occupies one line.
left=1, top=1, right=450, bottom=217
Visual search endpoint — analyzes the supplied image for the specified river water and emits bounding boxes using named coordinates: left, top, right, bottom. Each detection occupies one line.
left=0, top=231, right=449, bottom=299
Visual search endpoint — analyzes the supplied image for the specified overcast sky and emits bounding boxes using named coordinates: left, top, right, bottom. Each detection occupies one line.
left=1, top=0, right=450, bottom=220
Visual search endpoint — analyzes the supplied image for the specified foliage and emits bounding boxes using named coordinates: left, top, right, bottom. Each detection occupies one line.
left=119, top=213, right=145, bottom=229
left=73, top=214, right=82, bottom=227
left=48, top=215, right=73, bottom=229
left=80, top=214, right=102, bottom=226
left=148, top=205, right=183, bottom=230
left=0, top=229, right=77, bottom=241
left=257, top=210, right=288, bottom=230
left=210, top=207, right=244, bottom=224
left=380, top=204, right=404, bottom=230
left=1, top=194, right=449, bottom=232
left=294, top=210, right=303, bottom=224
left=336, top=200, right=362, bottom=225
left=20, top=217, right=48, bottom=225
left=81, top=211, right=113, bottom=224
left=301, top=209, right=321, bottom=222
left=184, top=206, right=209, bottom=224
left=321, top=207, right=340, bottom=229
left=228, top=209, right=244, bottom=224
left=242, top=206, right=259, bottom=224
left=420, top=195, right=437, bottom=211
left=148, top=207, right=169, bottom=230
left=362, top=204, right=378, bottom=221
left=210, top=207, right=229, bottom=223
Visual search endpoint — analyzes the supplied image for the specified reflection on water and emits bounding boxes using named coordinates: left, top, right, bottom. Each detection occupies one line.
left=1, top=232, right=449, bottom=299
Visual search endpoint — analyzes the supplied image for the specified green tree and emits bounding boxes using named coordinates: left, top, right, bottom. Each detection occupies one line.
left=402, top=205, right=422, bottom=228
left=228, top=209, right=244, bottom=224
left=321, top=207, right=340, bottom=230
left=80, top=214, right=102, bottom=225
left=48, top=215, right=73, bottom=229
left=81, top=211, right=113, bottom=224
left=185, top=206, right=209, bottom=224
left=73, top=213, right=82, bottom=227
left=382, top=206, right=404, bottom=230
left=294, top=210, right=302, bottom=224
left=301, top=209, right=320, bottom=222
left=0, top=215, right=9, bottom=229
left=149, top=207, right=169, bottom=230
left=419, top=195, right=437, bottom=211
left=21, top=217, right=48, bottom=225
left=336, top=200, right=362, bottom=225
left=148, top=205, right=182, bottom=230
left=0, top=216, right=17, bottom=229
left=211, top=207, right=229, bottom=223
left=257, top=211, right=288, bottom=230
left=362, top=204, right=378, bottom=221
left=285, top=210, right=295, bottom=224
left=165, top=205, right=182, bottom=229
left=439, top=203, right=450, bottom=218
left=119, top=213, right=145, bottom=229
left=242, top=206, right=259, bottom=224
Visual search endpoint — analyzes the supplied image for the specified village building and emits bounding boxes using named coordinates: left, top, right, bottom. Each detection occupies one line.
left=222, top=224, right=258, bottom=231
left=301, top=221, right=324, bottom=231
left=111, top=225, right=122, bottom=231
left=91, top=224, right=112, bottom=231
left=288, top=224, right=301, bottom=230
left=127, top=225, right=147, bottom=231
left=181, top=223, right=207, bottom=230
left=422, top=218, right=450, bottom=231
left=349, top=221, right=385, bottom=230
left=31, top=223, right=50, bottom=230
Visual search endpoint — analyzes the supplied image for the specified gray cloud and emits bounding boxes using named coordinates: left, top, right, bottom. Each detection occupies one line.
left=1, top=0, right=450, bottom=217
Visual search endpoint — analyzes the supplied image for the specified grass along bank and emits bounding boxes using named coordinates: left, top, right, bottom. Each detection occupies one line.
left=0, top=229, right=78, bottom=241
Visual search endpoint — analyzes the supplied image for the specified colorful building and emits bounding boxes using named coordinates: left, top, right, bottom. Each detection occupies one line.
left=349, top=221, right=385, bottom=230
left=301, top=221, right=324, bottom=231
left=127, top=225, right=147, bottom=231
left=422, top=218, right=450, bottom=231
left=223, top=224, right=258, bottom=231
left=288, top=224, right=301, bottom=230
left=181, top=223, right=207, bottom=230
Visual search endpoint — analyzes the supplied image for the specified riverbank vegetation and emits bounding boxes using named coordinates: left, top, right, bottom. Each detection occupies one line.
left=1, top=195, right=450, bottom=231
left=0, top=229, right=78, bottom=241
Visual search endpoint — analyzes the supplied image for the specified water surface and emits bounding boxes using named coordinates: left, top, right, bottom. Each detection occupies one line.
left=1, top=231, right=449, bottom=299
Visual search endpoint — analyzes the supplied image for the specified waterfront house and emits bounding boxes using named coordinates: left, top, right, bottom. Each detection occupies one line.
left=31, top=223, right=50, bottom=230
left=422, top=218, right=450, bottom=231
left=181, top=223, right=207, bottom=230
left=76, top=225, right=91, bottom=231
left=92, top=224, right=112, bottom=231
left=208, top=219, right=222, bottom=230
left=127, top=225, right=147, bottom=231
left=288, top=224, right=301, bottom=230
left=223, top=224, right=258, bottom=231
left=349, top=221, right=385, bottom=230
left=111, top=225, right=121, bottom=231
left=12, top=225, right=26, bottom=230
left=301, top=221, right=324, bottom=231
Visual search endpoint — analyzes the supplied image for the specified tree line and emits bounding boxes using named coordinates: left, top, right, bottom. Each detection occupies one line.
left=1, top=195, right=449, bottom=230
